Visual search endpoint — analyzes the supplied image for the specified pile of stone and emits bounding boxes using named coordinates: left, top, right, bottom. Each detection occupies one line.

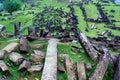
left=0, top=38, right=44, bottom=76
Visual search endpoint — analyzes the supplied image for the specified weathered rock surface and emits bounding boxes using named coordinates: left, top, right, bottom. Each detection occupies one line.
left=2, top=43, right=19, bottom=53
left=30, top=50, right=45, bottom=64
left=77, top=62, right=86, bottom=80
left=86, top=63, right=92, bottom=70
left=19, top=60, right=31, bottom=72
left=0, top=50, right=7, bottom=59
left=41, top=38, right=58, bottom=80
left=0, top=60, right=10, bottom=76
left=30, top=44, right=43, bottom=50
left=9, top=52, right=24, bottom=65
left=27, top=64, right=43, bottom=74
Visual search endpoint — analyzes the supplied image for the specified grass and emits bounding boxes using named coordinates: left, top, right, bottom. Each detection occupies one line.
left=0, top=0, right=119, bottom=80
left=84, top=3, right=99, bottom=20
left=73, top=6, right=87, bottom=32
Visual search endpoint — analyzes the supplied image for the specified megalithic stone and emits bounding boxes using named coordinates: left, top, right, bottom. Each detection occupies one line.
left=113, top=54, right=120, bottom=80
left=41, top=38, right=58, bottom=80
left=27, top=26, right=38, bottom=40
left=14, top=22, right=21, bottom=36
left=77, top=62, right=86, bottom=80
left=0, top=60, right=10, bottom=76
left=20, top=37, right=28, bottom=53
left=2, top=42, right=19, bottom=53
left=77, top=30, right=99, bottom=62
left=64, top=55, right=76, bottom=80
left=89, top=47, right=109, bottom=80
left=28, top=26, right=36, bottom=36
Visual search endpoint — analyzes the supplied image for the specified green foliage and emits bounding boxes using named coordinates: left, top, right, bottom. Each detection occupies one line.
left=20, top=0, right=27, bottom=2
left=3, top=0, right=22, bottom=14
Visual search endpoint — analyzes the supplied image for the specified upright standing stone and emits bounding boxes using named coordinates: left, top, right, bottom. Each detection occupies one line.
left=41, top=38, right=58, bottom=80
left=20, top=37, right=28, bottom=53
left=27, top=26, right=38, bottom=40
left=40, top=29, right=43, bottom=37
left=14, top=22, right=21, bottom=36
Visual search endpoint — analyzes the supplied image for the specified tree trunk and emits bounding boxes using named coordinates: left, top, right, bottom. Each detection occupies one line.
left=0, top=60, right=10, bottom=76
left=20, top=37, right=28, bottom=53
left=113, top=54, right=120, bottom=80
left=41, top=38, right=58, bottom=80
left=64, top=55, right=76, bottom=80
left=89, top=47, right=110, bottom=80
left=77, top=30, right=99, bottom=62
left=2, top=42, right=19, bottom=53
left=77, top=62, right=86, bottom=80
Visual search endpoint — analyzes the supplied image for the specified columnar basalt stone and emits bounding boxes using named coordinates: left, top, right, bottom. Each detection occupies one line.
left=0, top=60, right=10, bottom=76
left=89, top=47, right=110, bottom=80
left=14, top=22, right=21, bottom=36
left=28, top=26, right=36, bottom=36
left=20, top=37, right=28, bottom=53
left=77, top=62, right=86, bottom=80
left=113, top=54, right=120, bottom=80
left=86, top=63, right=92, bottom=70
left=77, top=30, right=99, bottom=62
left=64, top=54, right=76, bottom=80
left=30, top=44, right=43, bottom=50
left=9, top=52, right=24, bottom=65
left=19, top=60, right=31, bottom=72
left=0, top=50, right=7, bottom=60
left=3, top=43, right=19, bottom=53
left=27, top=64, right=43, bottom=74
left=30, top=50, right=45, bottom=65
left=39, top=29, right=44, bottom=37
left=41, top=39, right=58, bottom=80
left=27, top=26, right=38, bottom=40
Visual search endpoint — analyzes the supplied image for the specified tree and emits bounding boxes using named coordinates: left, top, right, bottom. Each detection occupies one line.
left=0, top=0, right=3, bottom=3
left=3, top=0, right=22, bottom=15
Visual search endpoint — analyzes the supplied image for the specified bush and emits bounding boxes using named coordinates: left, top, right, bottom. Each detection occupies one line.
left=3, top=0, right=22, bottom=15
